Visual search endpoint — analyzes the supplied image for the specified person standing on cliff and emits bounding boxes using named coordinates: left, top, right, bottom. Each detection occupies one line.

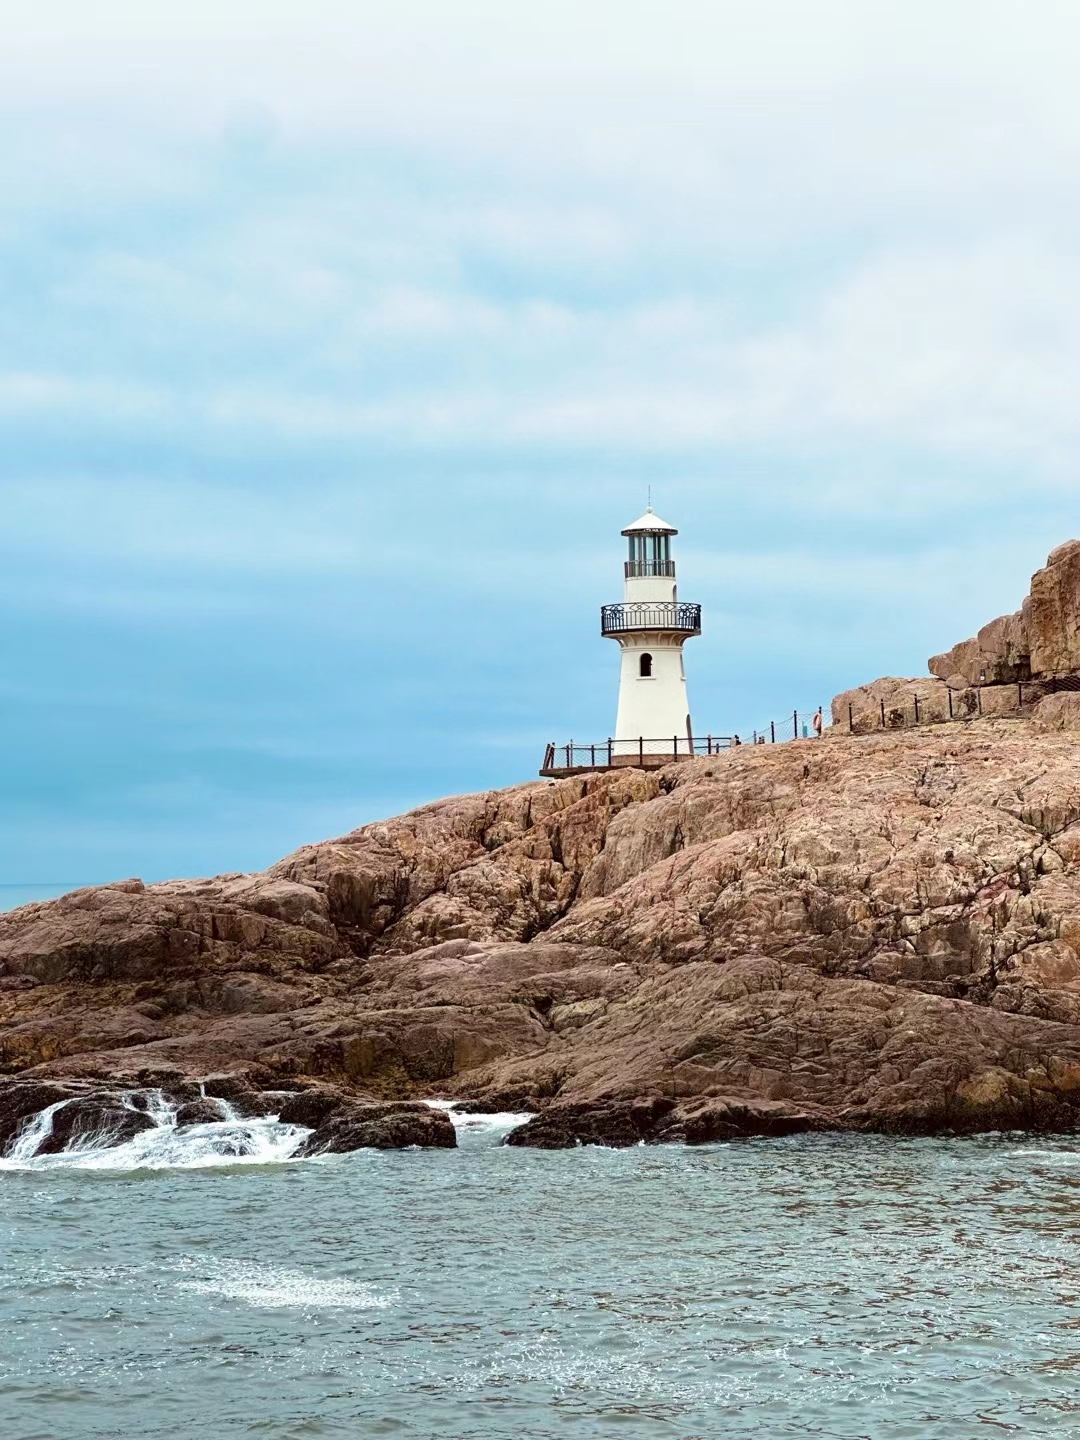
left=812, top=708, right=823, bottom=738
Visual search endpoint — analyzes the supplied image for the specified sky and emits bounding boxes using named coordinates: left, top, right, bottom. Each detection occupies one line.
left=3, top=0, right=1080, bottom=892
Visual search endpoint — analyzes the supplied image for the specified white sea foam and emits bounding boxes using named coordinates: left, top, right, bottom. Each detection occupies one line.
left=1, top=1091, right=531, bottom=1174
left=173, top=1257, right=394, bottom=1310
left=426, top=1098, right=533, bottom=1139
left=0, top=1090, right=312, bottom=1173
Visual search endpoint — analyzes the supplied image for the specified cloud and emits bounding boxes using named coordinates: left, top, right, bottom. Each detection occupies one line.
left=3, top=1, right=1080, bottom=883
left=4, top=234, right=1080, bottom=487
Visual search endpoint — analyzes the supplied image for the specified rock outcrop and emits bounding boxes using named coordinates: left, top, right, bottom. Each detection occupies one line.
left=297, top=1101, right=456, bottom=1155
left=10, top=721, right=1080, bottom=1141
left=929, top=609, right=1032, bottom=689
left=929, top=540, right=1080, bottom=687
left=834, top=542, right=1080, bottom=736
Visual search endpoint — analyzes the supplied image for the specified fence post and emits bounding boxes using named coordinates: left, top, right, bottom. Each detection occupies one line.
left=707, top=734, right=713, bottom=755
left=848, top=704, right=853, bottom=733
left=590, top=744, right=596, bottom=767
left=639, top=736, right=644, bottom=767
left=948, top=690, right=953, bottom=720
left=607, top=738, right=613, bottom=767
left=793, top=710, right=798, bottom=740
left=914, top=695, right=920, bottom=725
left=880, top=698, right=886, bottom=727
left=565, top=744, right=571, bottom=768
left=1018, top=682, right=1023, bottom=709
left=977, top=688, right=982, bottom=716
left=673, top=735, right=678, bottom=757
left=770, top=721, right=776, bottom=743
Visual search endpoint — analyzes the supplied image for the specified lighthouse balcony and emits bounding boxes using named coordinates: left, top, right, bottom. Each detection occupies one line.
left=624, top=560, right=676, bottom=578
left=600, top=601, right=701, bottom=637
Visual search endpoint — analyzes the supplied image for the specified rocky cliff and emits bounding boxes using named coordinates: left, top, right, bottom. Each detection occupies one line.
left=834, top=540, right=1080, bottom=733
left=8, top=718, right=1080, bottom=1146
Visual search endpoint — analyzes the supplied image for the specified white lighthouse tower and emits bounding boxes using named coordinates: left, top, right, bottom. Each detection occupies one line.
left=603, top=507, right=701, bottom=755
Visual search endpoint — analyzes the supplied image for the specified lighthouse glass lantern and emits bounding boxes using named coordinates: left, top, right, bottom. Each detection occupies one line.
left=600, top=508, right=701, bottom=755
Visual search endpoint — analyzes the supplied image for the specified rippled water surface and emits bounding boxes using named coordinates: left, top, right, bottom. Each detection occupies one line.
left=4, top=1116, right=1080, bottom=1438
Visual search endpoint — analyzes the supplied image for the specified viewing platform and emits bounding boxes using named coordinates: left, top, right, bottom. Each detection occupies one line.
left=600, top=601, right=701, bottom=637
left=540, top=735, right=733, bottom=778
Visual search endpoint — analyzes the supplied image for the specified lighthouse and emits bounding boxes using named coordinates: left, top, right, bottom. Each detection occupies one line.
left=603, top=507, right=701, bottom=755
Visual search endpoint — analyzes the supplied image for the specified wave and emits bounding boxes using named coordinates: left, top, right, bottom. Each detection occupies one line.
left=0, top=1089, right=312, bottom=1173
left=1, top=1091, right=531, bottom=1173
left=427, top=1099, right=534, bottom=1139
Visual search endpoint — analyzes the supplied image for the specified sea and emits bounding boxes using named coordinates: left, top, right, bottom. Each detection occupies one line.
left=0, top=885, right=83, bottom=912
left=3, top=1098, right=1080, bottom=1439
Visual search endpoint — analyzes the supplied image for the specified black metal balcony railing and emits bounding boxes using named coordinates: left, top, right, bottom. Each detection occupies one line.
left=600, top=601, right=702, bottom=636
left=624, top=560, right=676, bottom=578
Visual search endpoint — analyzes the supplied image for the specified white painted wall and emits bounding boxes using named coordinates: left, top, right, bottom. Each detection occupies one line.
left=612, top=637, right=691, bottom=752
left=623, top=572, right=677, bottom=604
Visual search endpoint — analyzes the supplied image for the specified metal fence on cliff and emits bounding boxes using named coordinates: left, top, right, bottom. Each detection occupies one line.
left=843, top=674, right=1080, bottom=736
left=541, top=707, right=826, bottom=775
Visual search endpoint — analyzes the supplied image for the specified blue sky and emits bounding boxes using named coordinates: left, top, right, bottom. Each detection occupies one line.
left=3, top=0, right=1080, bottom=891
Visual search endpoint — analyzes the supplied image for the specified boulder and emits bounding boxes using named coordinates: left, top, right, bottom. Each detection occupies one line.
left=297, top=1101, right=457, bottom=1154
left=503, top=1094, right=819, bottom=1147
left=174, top=1098, right=224, bottom=1127
left=0, top=1081, right=80, bottom=1152
left=926, top=541, right=1080, bottom=688
left=929, top=610, right=1031, bottom=687
left=274, top=1088, right=345, bottom=1128
left=504, top=1096, right=676, bottom=1148
left=976, top=683, right=1027, bottom=719
left=1032, top=693, right=1080, bottom=732
left=1027, top=541, right=1080, bottom=677
left=35, top=1094, right=158, bottom=1155
left=199, top=1074, right=276, bottom=1116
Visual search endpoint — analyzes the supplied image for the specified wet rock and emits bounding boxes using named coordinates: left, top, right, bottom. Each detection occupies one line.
left=297, top=1102, right=456, bottom=1154
left=274, top=1089, right=344, bottom=1129
left=0, top=1081, right=80, bottom=1152
left=505, top=1097, right=676, bottom=1149
left=199, top=1074, right=276, bottom=1117
left=677, top=1098, right=821, bottom=1143
left=174, top=1098, right=224, bottom=1127
left=450, top=1093, right=539, bottom=1115
left=35, top=1094, right=158, bottom=1154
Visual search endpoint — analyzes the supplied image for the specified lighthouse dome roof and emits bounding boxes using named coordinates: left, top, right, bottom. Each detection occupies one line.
left=621, top=507, right=677, bottom=535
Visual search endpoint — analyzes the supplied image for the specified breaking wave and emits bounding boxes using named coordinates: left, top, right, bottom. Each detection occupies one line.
left=0, top=1089, right=312, bottom=1173
left=0, top=1092, right=530, bottom=1173
left=428, top=1099, right=533, bottom=1140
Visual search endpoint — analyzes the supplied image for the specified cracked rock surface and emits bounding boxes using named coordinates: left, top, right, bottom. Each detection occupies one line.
left=8, top=719, right=1080, bottom=1142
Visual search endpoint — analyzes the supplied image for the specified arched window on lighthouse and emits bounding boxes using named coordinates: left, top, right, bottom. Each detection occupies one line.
left=639, top=652, right=653, bottom=677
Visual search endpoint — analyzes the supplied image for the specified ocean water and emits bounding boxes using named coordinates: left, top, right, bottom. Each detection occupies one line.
left=3, top=1101, right=1080, bottom=1440
left=0, top=884, right=82, bottom=912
